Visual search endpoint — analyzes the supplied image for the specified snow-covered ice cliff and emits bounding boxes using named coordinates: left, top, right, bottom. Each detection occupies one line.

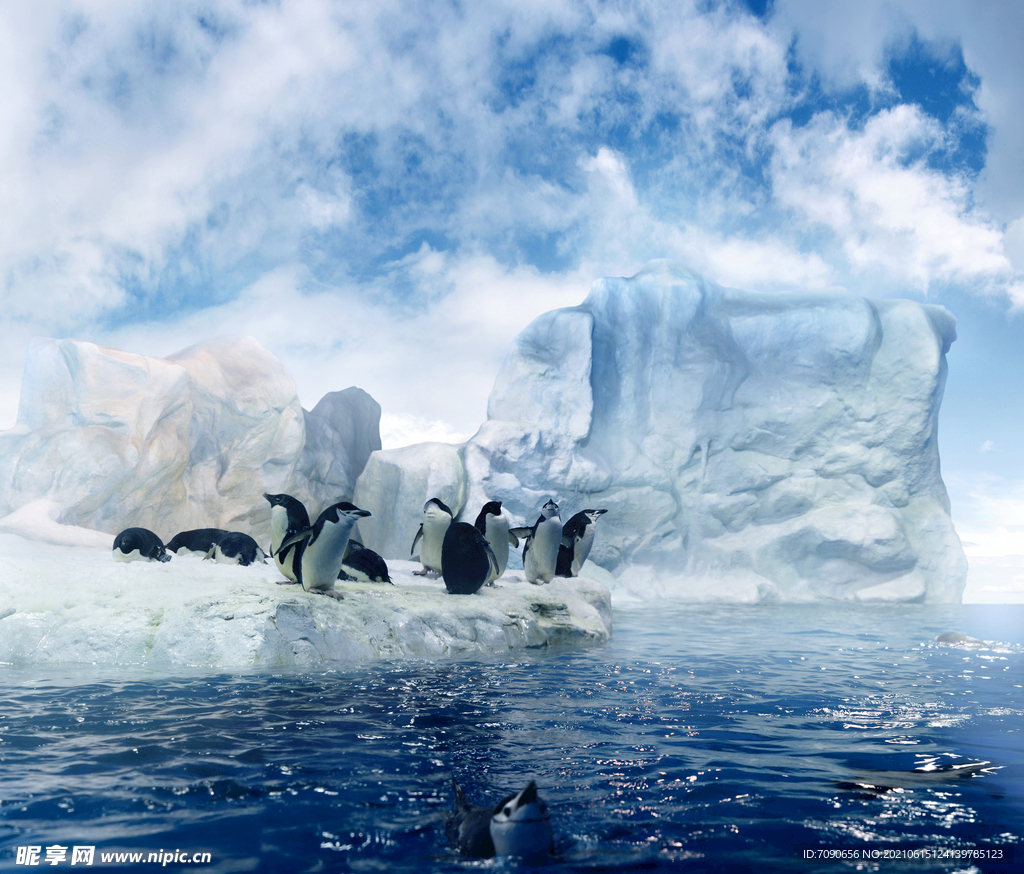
left=0, top=337, right=380, bottom=545
left=357, top=262, right=967, bottom=603
left=0, top=262, right=967, bottom=610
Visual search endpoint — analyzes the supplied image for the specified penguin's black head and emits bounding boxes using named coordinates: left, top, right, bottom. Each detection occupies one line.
left=324, top=501, right=372, bottom=522
left=425, top=497, right=454, bottom=516
left=481, top=500, right=502, bottom=515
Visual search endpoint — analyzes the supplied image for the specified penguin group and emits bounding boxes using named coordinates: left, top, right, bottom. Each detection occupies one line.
left=111, top=492, right=388, bottom=600
left=408, top=495, right=608, bottom=594
left=113, top=526, right=266, bottom=566
left=113, top=492, right=605, bottom=604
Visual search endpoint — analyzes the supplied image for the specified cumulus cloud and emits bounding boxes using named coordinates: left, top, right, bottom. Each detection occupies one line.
left=3, top=0, right=1024, bottom=437
left=770, top=105, right=1013, bottom=294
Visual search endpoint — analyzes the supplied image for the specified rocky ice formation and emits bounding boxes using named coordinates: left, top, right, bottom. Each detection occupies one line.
left=0, top=337, right=380, bottom=544
left=356, top=262, right=967, bottom=603
left=0, top=526, right=612, bottom=668
left=0, top=261, right=968, bottom=607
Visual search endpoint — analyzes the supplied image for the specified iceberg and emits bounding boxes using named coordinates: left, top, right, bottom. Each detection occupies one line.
left=0, top=259, right=968, bottom=648
left=0, top=337, right=379, bottom=545
left=357, top=262, right=967, bottom=603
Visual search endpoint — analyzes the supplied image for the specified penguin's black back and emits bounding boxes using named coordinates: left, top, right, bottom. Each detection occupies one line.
left=442, top=523, right=493, bottom=595
left=167, top=528, right=228, bottom=555
left=444, top=779, right=496, bottom=857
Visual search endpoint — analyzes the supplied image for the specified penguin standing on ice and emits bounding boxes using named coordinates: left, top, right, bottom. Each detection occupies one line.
left=441, top=522, right=499, bottom=595
left=204, top=531, right=267, bottom=567
left=445, top=779, right=553, bottom=860
left=410, top=498, right=453, bottom=576
left=112, top=527, right=172, bottom=563
left=473, top=501, right=518, bottom=584
left=512, top=499, right=562, bottom=584
left=264, top=493, right=310, bottom=583
left=276, top=501, right=371, bottom=599
left=555, top=509, right=607, bottom=577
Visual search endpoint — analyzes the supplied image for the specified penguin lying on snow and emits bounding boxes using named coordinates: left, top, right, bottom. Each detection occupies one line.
left=441, top=522, right=499, bottom=595
left=338, top=540, right=392, bottom=584
left=166, top=528, right=229, bottom=557
left=556, top=508, right=607, bottom=577
left=264, top=493, right=311, bottom=583
left=445, top=779, right=553, bottom=860
left=512, top=499, right=562, bottom=584
left=473, top=500, right=518, bottom=584
left=204, top=531, right=267, bottom=566
left=275, top=501, right=371, bottom=599
left=112, top=528, right=171, bottom=563
left=411, top=498, right=453, bottom=576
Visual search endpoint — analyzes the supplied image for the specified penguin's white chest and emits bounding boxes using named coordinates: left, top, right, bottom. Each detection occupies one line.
left=483, top=514, right=511, bottom=578
left=301, top=521, right=353, bottom=590
left=420, top=511, right=451, bottom=571
left=572, top=526, right=596, bottom=575
left=525, top=518, right=561, bottom=583
left=269, top=506, right=298, bottom=581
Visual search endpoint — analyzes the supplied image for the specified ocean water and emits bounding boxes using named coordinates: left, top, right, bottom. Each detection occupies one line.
left=1, top=602, right=1022, bottom=873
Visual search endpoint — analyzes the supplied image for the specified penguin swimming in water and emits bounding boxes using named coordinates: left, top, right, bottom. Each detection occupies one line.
left=445, top=779, right=553, bottom=860
left=112, top=528, right=172, bottom=563
left=166, top=528, right=229, bottom=557
left=410, top=498, right=453, bottom=576
left=338, top=540, right=392, bottom=584
left=555, top=509, right=607, bottom=577
left=264, top=493, right=310, bottom=583
left=204, top=531, right=267, bottom=566
left=512, top=499, right=562, bottom=584
left=276, top=501, right=371, bottom=599
left=473, top=500, right=518, bottom=584
left=441, top=522, right=499, bottom=595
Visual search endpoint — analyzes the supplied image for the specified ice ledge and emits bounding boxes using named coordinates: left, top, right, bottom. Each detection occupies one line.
left=0, top=532, right=611, bottom=669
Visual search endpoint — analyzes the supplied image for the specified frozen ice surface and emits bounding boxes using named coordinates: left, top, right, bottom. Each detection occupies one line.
left=0, top=523, right=611, bottom=669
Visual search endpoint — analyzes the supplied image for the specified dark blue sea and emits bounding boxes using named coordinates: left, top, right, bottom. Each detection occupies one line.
left=1, top=602, right=1022, bottom=873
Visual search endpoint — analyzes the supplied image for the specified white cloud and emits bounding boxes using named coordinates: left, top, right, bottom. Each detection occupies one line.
left=770, top=105, right=1016, bottom=294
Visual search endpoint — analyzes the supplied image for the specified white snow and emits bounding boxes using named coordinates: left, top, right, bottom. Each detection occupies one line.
left=0, top=517, right=611, bottom=670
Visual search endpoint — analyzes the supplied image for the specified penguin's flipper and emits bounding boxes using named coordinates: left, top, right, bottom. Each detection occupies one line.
left=509, top=527, right=532, bottom=539
left=278, top=527, right=313, bottom=554
left=410, top=524, right=424, bottom=557
left=508, top=530, right=520, bottom=547
left=484, top=541, right=500, bottom=583
left=203, top=546, right=216, bottom=562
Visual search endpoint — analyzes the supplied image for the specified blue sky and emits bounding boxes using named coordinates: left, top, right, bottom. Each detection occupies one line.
left=1, top=0, right=1022, bottom=587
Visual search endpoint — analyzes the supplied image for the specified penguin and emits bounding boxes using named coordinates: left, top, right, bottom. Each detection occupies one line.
left=441, top=522, right=499, bottom=595
left=445, top=779, right=553, bottom=860
left=410, top=497, right=453, bottom=576
left=264, top=493, right=310, bottom=583
left=555, top=509, right=608, bottom=577
left=473, top=500, right=518, bottom=584
left=204, top=531, right=267, bottom=566
left=338, top=540, right=392, bottom=584
left=112, top=527, right=171, bottom=563
left=166, top=528, right=229, bottom=557
left=511, top=499, right=562, bottom=584
left=276, top=501, right=371, bottom=599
